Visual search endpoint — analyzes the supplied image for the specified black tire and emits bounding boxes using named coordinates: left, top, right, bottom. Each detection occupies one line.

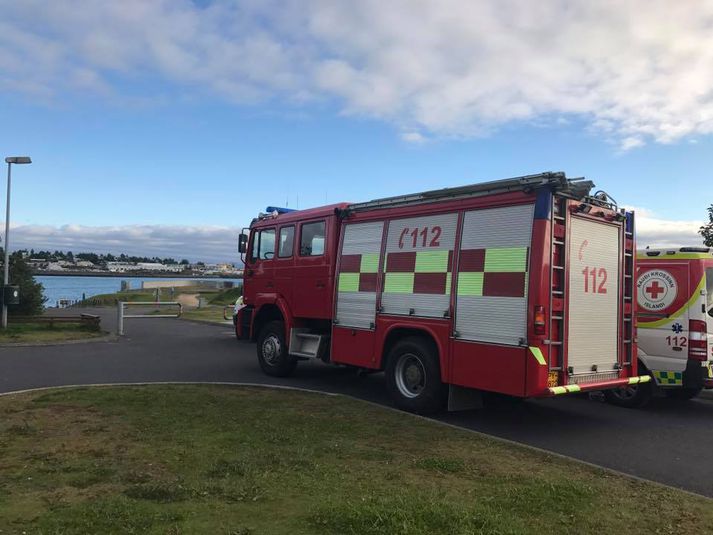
left=664, top=387, right=702, bottom=401
left=256, top=321, right=297, bottom=377
left=385, top=337, right=446, bottom=415
left=603, top=379, right=653, bottom=408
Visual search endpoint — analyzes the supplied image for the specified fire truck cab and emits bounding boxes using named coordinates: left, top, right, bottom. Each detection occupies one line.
left=237, top=172, right=650, bottom=413
left=608, top=247, right=713, bottom=407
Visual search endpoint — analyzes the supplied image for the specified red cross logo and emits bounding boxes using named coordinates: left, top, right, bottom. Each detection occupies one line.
left=646, top=281, right=665, bottom=299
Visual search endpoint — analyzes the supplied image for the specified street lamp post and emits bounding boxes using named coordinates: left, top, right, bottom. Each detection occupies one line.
left=2, top=156, right=31, bottom=329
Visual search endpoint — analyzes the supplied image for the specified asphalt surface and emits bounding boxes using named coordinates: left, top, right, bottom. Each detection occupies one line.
left=2, top=308, right=713, bottom=497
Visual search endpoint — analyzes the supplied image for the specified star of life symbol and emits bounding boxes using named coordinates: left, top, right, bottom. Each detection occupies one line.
left=671, top=322, right=683, bottom=334
left=637, top=269, right=677, bottom=311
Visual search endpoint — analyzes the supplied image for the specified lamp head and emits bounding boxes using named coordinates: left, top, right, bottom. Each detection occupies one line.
left=5, top=157, right=31, bottom=164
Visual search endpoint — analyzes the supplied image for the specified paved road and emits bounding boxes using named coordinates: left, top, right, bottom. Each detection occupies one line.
left=3, top=309, right=713, bottom=497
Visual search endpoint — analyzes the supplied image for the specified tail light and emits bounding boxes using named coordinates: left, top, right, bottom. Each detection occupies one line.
left=534, top=305, right=546, bottom=335
left=689, top=319, right=708, bottom=361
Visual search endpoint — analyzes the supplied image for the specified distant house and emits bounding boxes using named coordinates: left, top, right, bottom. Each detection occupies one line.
left=75, top=260, right=96, bottom=269
left=45, top=262, right=66, bottom=271
left=106, top=262, right=133, bottom=273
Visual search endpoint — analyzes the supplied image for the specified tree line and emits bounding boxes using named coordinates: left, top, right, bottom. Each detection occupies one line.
left=12, top=249, right=192, bottom=265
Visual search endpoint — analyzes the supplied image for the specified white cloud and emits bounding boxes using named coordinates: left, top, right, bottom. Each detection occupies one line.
left=2, top=209, right=705, bottom=262
left=2, top=1, right=713, bottom=146
left=400, top=131, right=428, bottom=144
left=2, top=223, right=241, bottom=263
left=632, top=211, right=704, bottom=248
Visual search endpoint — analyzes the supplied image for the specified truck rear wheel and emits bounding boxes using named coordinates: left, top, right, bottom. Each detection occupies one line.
left=257, top=320, right=297, bottom=377
left=385, top=337, right=446, bottom=415
left=603, top=379, right=652, bottom=408
left=664, top=387, right=702, bottom=400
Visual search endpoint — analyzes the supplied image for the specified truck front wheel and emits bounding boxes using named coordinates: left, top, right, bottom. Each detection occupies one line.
left=257, top=321, right=297, bottom=377
left=385, top=337, right=446, bottom=415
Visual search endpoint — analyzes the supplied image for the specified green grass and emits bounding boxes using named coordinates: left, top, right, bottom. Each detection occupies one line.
left=0, top=322, right=105, bottom=343
left=208, top=287, right=242, bottom=306
left=78, top=290, right=158, bottom=306
left=78, top=286, right=241, bottom=309
left=180, top=306, right=231, bottom=323
left=0, top=385, right=710, bottom=534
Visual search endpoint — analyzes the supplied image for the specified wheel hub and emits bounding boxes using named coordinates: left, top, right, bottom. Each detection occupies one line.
left=262, top=335, right=281, bottom=365
left=395, top=354, right=426, bottom=398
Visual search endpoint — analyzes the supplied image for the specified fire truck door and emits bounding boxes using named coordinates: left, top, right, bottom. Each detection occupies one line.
left=381, top=213, right=458, bottom=318
left=293, top=219, right=331, bottom=319
left=332, top=221, right=384, bottom=367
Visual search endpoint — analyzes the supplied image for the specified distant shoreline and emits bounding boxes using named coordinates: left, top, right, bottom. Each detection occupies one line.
left=33, top=271, right=242, bottom=279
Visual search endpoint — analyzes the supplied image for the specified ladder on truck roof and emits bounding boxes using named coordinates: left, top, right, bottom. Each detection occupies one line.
left=345, top=171, right=594, bottom=213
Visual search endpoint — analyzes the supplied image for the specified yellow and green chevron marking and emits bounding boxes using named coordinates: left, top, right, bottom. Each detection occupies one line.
left=653, top=370, right=683, bottom=386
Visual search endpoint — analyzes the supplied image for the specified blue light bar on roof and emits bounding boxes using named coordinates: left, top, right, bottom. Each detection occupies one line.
left=266, top=206, right=296, bottom=214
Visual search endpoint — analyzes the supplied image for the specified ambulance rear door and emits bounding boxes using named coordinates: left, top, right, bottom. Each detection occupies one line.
left=636, top=262, right=691, bottom=373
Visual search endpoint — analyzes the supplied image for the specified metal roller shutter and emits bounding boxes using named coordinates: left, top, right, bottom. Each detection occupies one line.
left=381, top=213, right=458, bottom=318
left=567, top=217, right=620, bottom=374
left=335, top=221, right=384, bottom=329
left=455, top=204, right=534, bottom=346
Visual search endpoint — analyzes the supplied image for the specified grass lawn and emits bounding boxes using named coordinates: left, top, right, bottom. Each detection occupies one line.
left=0, top=386, right=710, bottom=534
left=180, top=306, right=232, bottom=324
left=0, top=322, right=105, bottom=344
left=80, top=287, right=241, bottom=308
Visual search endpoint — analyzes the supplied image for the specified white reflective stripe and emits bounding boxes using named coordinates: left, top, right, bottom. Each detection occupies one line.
left=690, top=332, right=706, bottom=341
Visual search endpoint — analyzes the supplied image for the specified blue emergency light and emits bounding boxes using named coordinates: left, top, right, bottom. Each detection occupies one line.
left=266, top=206, right=297, bottom=214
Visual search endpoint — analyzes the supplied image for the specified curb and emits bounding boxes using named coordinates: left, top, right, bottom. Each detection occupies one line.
left=0, top=381, right=710, bottom=501
left=0, top=332, right=119, bottom=348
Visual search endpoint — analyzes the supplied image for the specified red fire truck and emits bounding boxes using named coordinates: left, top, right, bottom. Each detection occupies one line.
left=236, top=172, right=649, bottom=413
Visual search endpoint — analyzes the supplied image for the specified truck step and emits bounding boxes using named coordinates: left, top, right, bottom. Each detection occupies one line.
left=289, top=328, right=329, bottom=359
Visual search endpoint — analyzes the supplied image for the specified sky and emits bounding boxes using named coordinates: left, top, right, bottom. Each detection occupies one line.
left=0, top=0, right=711, bottom=262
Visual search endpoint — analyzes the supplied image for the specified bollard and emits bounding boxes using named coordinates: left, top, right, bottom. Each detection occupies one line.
left=117, top=301, right=124, bottom=335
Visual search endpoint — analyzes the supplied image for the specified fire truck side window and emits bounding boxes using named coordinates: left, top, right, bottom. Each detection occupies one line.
left=279, top=226, right=295, bottom=258
left=300, top=221, right=325, bottom=256
left=250, top=228, right=276, bottom=261
left=259, top=229, right=276, bottom=260
left=706, top=268, right=713, bottom=316
left=250, top=231, right=259, bottom=262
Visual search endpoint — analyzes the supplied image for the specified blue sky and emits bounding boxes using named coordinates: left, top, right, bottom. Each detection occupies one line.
left=1, top=1, right=711, bottom=261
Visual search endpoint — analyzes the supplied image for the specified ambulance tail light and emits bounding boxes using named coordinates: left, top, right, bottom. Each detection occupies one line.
left=534, top=305, right=546, bottom=335
left=689, top=319, right=708, bottom=361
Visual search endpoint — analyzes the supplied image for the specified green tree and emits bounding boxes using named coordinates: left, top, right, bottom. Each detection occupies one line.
left=7, top=253, right=46, bottom=316
left=700, top=204, right=713, bottom=247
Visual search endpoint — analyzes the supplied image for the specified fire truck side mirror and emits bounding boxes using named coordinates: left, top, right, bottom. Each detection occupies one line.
left=238, top=233, right=248, bottom=254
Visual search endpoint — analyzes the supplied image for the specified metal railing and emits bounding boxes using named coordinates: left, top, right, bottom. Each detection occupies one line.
left=117, top=301, right=182, bottom=335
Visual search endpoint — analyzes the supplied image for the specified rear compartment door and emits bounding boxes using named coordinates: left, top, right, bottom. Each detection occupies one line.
left=567, top=217, right=620, bottom=376
left=331, top=221, right=384, bottom=368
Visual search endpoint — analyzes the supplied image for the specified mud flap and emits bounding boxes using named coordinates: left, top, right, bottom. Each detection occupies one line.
left=683, top=358, right=707, bottom=390
left=448, top=384, right=484, bottom=411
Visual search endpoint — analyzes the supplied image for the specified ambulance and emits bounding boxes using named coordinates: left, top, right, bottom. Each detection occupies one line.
left=605, top=247, right=713, bottom=407
left=236, top=172, right=650, bottom=413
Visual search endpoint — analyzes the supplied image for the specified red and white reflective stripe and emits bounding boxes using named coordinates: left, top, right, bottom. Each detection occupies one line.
left=689, top=319, right=708, bottom=360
